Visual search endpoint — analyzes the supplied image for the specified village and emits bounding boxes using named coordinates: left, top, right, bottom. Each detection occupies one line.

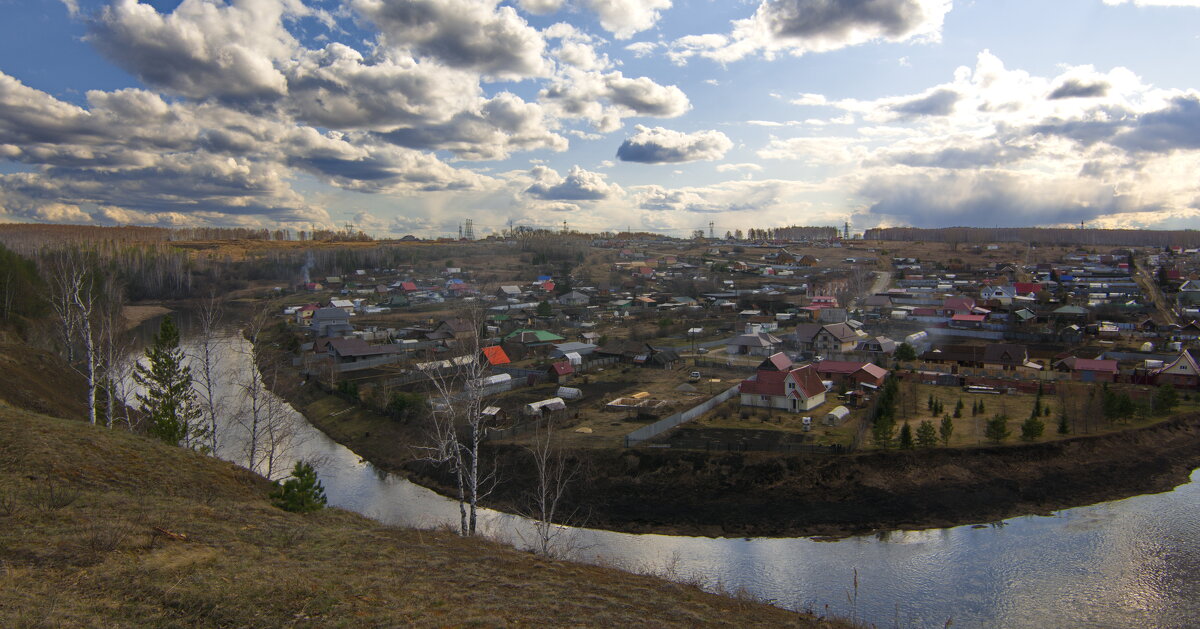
left=271, top=232, right=1200, bottom=455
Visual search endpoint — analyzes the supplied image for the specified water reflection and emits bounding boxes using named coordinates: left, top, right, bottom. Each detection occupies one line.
left=127, top=321, right=1200, bottom=628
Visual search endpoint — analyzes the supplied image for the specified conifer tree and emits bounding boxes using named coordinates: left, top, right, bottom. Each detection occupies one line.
left=899, top=422, right=914, bottom=449
left=916, top=419, right=938, bottom=448
left=134, top=316, right=203, bottom=447
left=939, top=415, right=954, bottom=446
left=270, top=461, right=327, bottom=513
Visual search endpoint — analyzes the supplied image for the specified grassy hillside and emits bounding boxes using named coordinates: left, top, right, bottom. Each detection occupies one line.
left=0, top=400, right=848, bottom=628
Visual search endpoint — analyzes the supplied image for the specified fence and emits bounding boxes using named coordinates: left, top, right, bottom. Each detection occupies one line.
left=624, top=384, right=741, bottom=446
left=659, top=439, right=851, bottom=455
left=692, top=359, right=759, bottom=373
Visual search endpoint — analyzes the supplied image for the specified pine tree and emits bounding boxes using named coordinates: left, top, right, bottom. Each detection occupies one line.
left=270, top=461, right=327, bottom=513
left=928, top=394, right=935, bottom=412
left=939, top=415, right=954, bottom=446
left=1154, top=383, right=1179, bottom=415
left=985, top=415, right=1010, bottom=444
left=899, top=422, right=914, bottom=449
left=1057, top=411, right=1070, bottom=435
left=916, top=419, right=938, bottom=448
left=134, top=316, right=203, bottom=447
left=1021, top=414, right=1044, bottom=441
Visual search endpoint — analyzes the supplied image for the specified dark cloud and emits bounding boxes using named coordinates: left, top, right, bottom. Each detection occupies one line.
left=1111, top=95, right=1200, bottom=152
left=859, top=171, right=1157, bottom=228
left=761, top=0, right=934, bottom=40
left=885, top=143, right=1032, bottom=169
left=351, top=0, right=548, bottom=79
left=891, top=88, right=959, bottom=117
left=1048, top=79, right=1110, bottom=100
left=616, top=126, right=731, bottom=163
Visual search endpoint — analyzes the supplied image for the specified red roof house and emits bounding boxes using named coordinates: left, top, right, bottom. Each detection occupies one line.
left=739, top=353, right=827, bottom=412
left=814, top=360, right=888, bottom=388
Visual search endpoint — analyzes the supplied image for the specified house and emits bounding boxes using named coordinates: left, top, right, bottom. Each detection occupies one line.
left=497, top=285, right=523, bottom=299
left=503, top=329, right=566, bottom=347
left=547, top=361, right=575, bottom=383
left=725, top=332, right=783, bottom=356
left=981, top=285, right=1017, bottom=303
left=328, top=299, right=355, bottom=315
left=310, top=307, right=352, bottom=337
left=1053, top=356, right=1119, bottom=382
left=738, top=353, right=827, bottom=412
left=595, top=340, right=677, bottom=368
left=857, top=336, right=896, bottom=355
left=558, top=290, right=590, bottom=306
left=861, top=295, right=893, bottom=312
left=433, top=318, right=477, bottom=344
left=550, top=342, right=597, bottom=358
left=323, top=337, right=404, bottom=367
left=1013, top=282, right=1043, bottom=296
left=942, top=297, right=976, bottom=316
left=950, top=314, right=987, bottom=329
left=815, top=360, right=888, bottom=388
left=1156, top=351, right=1200, bottom=389
left=794, top=323, right=861, bottom=355
left=982, top=343, right=1038, bottom=372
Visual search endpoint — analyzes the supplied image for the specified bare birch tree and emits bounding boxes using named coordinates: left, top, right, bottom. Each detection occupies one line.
left=191, top=293, right=225, bottom=454
left=236, top=308, right=298, bottom=480
left=416, top=306, right=494, bottom=536
left=45, top=250, right=99, bottom=425
left=521, top=413, right=581, bottom=556
left=94, top=273, right=131, bottom=429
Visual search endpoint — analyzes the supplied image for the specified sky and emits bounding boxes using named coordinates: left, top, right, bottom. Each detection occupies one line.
left=1, top=0, right=1200, bottom=238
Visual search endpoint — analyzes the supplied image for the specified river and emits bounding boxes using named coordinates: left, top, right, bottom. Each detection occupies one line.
left=129, top=316, right=1200, bottom=628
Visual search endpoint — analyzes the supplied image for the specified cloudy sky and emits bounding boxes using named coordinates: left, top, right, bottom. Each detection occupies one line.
left=1, top=0, right=1200, bottom=237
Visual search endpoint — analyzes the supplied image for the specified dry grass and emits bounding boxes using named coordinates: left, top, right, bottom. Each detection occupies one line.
left=0, top=401, right=851, bottom=628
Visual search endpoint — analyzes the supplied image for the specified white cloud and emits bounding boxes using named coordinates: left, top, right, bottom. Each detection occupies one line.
left=88, top=0, right=306, bottom=102
left=518, top=0, right=566, bottom=14
left=525, top=165, right=622, bottom=200
left=616, top=125, right=732, bottom=163
left=585, top=0, right=673, bottom=39
left=540, top=69, right=690, bottom=132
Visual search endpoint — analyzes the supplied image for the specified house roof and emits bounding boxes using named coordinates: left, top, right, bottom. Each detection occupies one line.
left=549, top=361, right=574, bottom=376
left=740, top=364, right=825, bottom=399
left=758, top=352, right=792, bottom=372
left=983, top=343, right=1029, bottom=366
left=728, top=332, right=782, bottom=347
left=481, top=345, right=510, bottom=366
left=819, top=322, right=860, bottom=342
left=814, top=360, right=869, bottom=375
left=504, top=329, right=565, bottom=344
left=1057, top=357, right=1118, bottom=373
left=952, top=314, right=987, bottom=322
left=326, top=337, right=402, bottom=358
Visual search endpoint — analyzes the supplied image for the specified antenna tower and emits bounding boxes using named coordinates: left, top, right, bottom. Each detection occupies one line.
left=708, top=221, right=715, bottom=239
left=844, top=219, right=850, bottom=240
left=463, top=218, right=475, bottom=240
left=562, top=220, right=569, bottom=235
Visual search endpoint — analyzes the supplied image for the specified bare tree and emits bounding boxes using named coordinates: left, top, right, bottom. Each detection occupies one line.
left=45, top=251, right=99, bottom=425
left=94, top=273, right=131, bottom=429
left=521, top=413, right=581, bottom=556
left=191, top=293, right=225, bottom=454
left=235, top=308, right=298, bottom=480
left=416, top=305, right=494, bottom=536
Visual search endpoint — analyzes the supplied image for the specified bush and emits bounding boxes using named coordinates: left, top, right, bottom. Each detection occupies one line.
left=270, top=462, right=327, bottom=513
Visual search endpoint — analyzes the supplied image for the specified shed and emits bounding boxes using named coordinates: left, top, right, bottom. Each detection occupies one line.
left=556, top=386, right=583, bottom=400
left=524, top=397, right=567, bottom=417
left=824, top=405, right=851, bottom=426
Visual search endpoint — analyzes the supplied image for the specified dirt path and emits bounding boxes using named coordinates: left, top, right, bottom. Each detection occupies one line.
left=121, top=305, right=171, bottom=330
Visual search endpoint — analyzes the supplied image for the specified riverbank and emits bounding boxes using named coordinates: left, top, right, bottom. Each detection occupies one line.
left=276, top=354, right=1200, bottom=538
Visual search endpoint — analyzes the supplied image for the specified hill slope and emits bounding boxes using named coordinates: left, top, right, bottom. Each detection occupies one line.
left=0, top=400, right=845, bottom=628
